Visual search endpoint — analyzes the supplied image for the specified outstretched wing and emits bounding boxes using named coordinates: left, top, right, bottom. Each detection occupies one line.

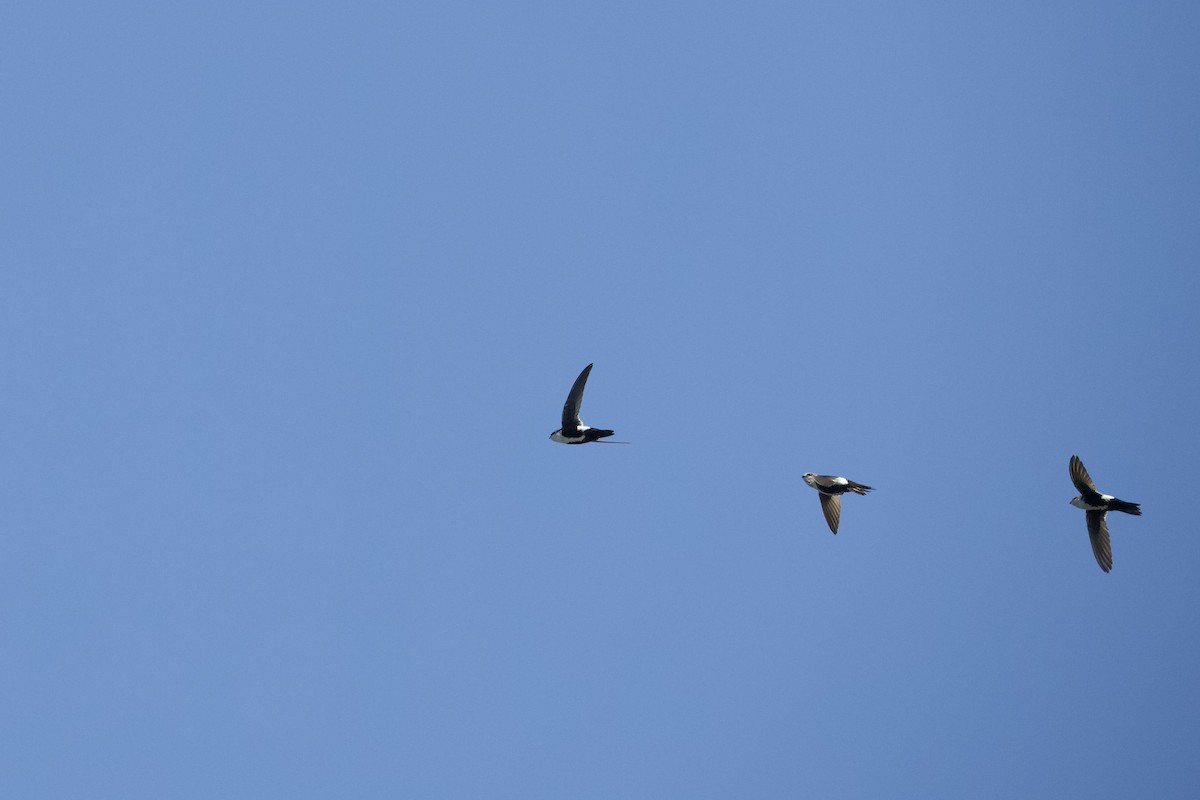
left=819, top=493, right=842, bottom=534
left=1086, top=510, right=1113, bottom=572
left=561, top=363, right=594, bottom=434
left=1069, top=455, right=1104, bottom=504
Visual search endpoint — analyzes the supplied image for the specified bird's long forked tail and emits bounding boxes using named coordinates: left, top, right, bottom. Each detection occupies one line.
left=844, top=481, right=873, bottom=495
left=1110, top=499, right=1141, bottom=516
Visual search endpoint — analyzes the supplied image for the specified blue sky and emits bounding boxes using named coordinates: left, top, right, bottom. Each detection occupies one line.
left=3, top=2, right=1199, bottom=798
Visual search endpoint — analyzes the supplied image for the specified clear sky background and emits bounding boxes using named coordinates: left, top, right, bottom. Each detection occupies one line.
left=3, top=2, right=1199, bottom=798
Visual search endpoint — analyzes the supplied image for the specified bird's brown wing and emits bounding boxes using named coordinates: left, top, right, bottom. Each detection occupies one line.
left=561, top=363, right=594, bottom=434
left=1070, top=455, right=1097, bottom=494
left=1086, top=511, right=1113, bottom=573
left=819, top=493, right=841, bottom=534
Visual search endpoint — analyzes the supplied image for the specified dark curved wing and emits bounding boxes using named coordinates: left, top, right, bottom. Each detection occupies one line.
left=1069, top=455, right=1096, bottom=492
left=1069, top=455, right=1104, bottom=504
left=819, top=493, right=841, bottom=534
left=561, top=363, right=593, bottom=434
left=1086, top=511, right=1112, bottom=572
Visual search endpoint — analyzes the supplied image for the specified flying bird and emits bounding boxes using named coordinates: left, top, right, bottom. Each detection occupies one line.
left=802, top=473, right=873, bottom=534
left=1068, top=455, right=1141, bottom=573
left=549, top=363, right=616, bottom=444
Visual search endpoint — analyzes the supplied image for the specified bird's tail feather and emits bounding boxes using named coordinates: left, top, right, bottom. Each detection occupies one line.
left=845, top=482, right=873, bottom=495
left=1111, top=499, right=1141, bottom=516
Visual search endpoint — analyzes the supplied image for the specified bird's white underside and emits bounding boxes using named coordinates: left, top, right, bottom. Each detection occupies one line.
left=1071, top=495, right=1114, bottom=511
left=550, top=426, right=590, bottom=444
left=802, top=473, right=847, bottom=489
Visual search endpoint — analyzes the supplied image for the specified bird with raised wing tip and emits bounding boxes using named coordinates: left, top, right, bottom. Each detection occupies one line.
left=549, top=363, right=617, bottom=444
left=1068, top=455, right=1141, bottom=573
left=802, top=472, right=873, bottom=534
